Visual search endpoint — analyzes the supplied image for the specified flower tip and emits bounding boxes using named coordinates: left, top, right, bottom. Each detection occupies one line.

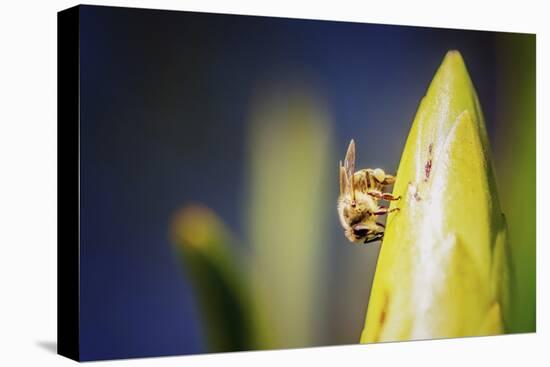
left=440, top=50, right=468, bottom=75
left=171, top=205, right=224, bottom=250
left=444, top=50, right=463, bottom=62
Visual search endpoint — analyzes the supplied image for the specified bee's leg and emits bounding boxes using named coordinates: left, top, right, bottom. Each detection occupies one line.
left=364, top=233, right=384, bottom=244
left=381, top=174, right=396, bottom=186
left=367, top=190, right=401, bottom=201
left=362, top=170, right=373, bottom=190
left=373, top=206, right=400, bottom=216
left=366, top=170, right=384, bottom=190
left=376, top=221, right=385, bottom=228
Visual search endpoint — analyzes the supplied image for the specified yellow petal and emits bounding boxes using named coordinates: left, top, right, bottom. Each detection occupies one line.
left=361, top=51, right=510, bottom=343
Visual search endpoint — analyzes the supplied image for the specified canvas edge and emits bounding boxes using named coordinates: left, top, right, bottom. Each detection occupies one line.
left=57, top=4, right=81, bottom=362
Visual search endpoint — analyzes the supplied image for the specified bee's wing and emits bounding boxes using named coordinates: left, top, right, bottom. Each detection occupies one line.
left=344, top=139, right=356, bottom=181
left=343, top=139, right=356, bottom=197
left=339, top=161, right=348, bottom=195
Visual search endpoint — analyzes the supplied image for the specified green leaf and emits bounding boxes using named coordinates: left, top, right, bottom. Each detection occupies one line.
left=247, top=86, right=333, bottom=349
left=171, top=206, right=254, bottom=352
left=361, top=51, right=511, bottom=342
left=494, top=34, right=536, bottom=333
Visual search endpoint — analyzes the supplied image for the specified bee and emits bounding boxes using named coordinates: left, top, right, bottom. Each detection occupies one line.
left=337, top=139, right=400, bottom=244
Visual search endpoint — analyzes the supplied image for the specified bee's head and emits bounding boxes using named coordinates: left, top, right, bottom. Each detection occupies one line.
left=343, top=196, right=368, bottom=226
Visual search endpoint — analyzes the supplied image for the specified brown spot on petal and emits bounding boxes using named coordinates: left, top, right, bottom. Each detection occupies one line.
left=408, top=182, right=422, bottom=201
left=424, top=159, right=432, bottom=181
left=424, top=143, right=433, bottom=181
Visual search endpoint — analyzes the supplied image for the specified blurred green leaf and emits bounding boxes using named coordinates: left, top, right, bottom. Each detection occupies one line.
left=361, top=51, right=511, bottom=342
left=494, top=34, right=536, bottom=333
left=171, top=205, right=254, bottom=352
left=247, top=85, right=333, bottom=349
